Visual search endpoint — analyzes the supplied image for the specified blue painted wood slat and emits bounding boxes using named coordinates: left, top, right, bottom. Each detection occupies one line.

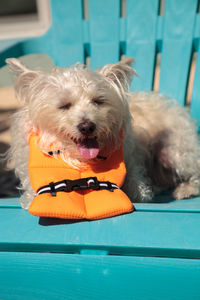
left=2, top=196, right=200, bottom=213
left=159, top=0, right=198, bottom=105
left=21, top=0, right=84, bottom=67
left=88, top=0, right=121, bottom=69
left=1, top=252, right=200, bottom=300
left=1, top=206, right=200, bottom=259
left=125, top=0, right=159, bottom=91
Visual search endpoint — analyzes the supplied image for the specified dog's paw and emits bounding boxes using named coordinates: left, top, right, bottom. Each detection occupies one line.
left=136, top=182, right=154, bottom=202
left=173, top=182, right=199, bottom=200
left=19, top=189, right=35, bottom=209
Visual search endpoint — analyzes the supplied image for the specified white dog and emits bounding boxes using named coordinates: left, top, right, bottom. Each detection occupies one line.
left=6, top=57, right=200, bottom=209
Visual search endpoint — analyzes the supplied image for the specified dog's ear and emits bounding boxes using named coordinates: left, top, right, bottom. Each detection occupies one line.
left=6, top=58, right=30, bottom=76
left=6, top=58, right=39, bottom=102
left=99, top=57, right=136, bottom=90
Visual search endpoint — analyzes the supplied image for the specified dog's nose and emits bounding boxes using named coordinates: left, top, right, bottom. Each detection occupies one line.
left=77, top=119, right=96, bottom=135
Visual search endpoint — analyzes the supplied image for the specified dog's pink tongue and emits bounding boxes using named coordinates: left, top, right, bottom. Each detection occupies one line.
left=77, top=138, right=99, bottom=159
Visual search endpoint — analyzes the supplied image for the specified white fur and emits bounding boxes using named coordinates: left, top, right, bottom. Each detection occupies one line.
left=6, top=57, right=200, bottom=208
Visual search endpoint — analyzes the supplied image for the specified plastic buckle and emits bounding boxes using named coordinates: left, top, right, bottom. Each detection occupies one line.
left=64, top=179, right=89, bottom=192
left=49, top=182, right=57, bottom=197
left=105, top=181, right=114, bottom=192
left=73, top=178, right=89, bottom=191
left=87, top=177, right=99, bottom=190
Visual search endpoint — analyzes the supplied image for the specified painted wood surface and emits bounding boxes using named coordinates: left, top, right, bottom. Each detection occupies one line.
left=159, top=0, right=198, bottom=106
left=88, top=0, right=121, bottom=69
left=2, top=196, right=200, bottom=212
left=0, top=201, right=200, bottom=259
left=126, top=0, right=159, bottom=91
left=22, top=0, right=84, bottom=67
left=1, top=252, right=200, bottom=300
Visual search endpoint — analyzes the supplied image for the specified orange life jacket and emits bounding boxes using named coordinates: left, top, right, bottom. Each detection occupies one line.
left=28, top=133, right=134, bottom=220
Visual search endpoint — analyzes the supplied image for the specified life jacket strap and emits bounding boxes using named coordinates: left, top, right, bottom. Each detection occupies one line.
left=37, top=177, right=119, bottom=197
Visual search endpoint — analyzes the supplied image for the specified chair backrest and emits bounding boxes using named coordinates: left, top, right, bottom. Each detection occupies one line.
left=2, top=0, right=200, bottom=125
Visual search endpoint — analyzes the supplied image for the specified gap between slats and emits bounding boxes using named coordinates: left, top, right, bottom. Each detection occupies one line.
left=186, top=50, right=197, bottom=107
left=153, top=52, right=161, bottom=92
left=198, top=0, right=200, bottom=13
left=83, top=0, right=90, bottom=66
left=82, top=0, right=89, bottom=20
left=159, top=0, right=165, bottom=16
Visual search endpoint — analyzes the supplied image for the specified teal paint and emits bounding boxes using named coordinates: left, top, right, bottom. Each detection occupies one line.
left=22, top=0, right=84, bottom=67
left=126, top=0, right=159, bottom=91
left=88, top=0, right=121, bottom=69
left=0, top=203, right=200, bottom=260
left=159, top=0, right=198, bottom=105
left=1, top=252, right=200, bottom=300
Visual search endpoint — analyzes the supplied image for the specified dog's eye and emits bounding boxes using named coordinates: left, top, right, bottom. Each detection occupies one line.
left=92, top=97, right=104, bottom=105
left=59, top=103, right=71, bottom=110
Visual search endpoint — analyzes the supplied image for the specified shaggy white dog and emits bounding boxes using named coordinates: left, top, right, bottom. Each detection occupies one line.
left=6, top=57, right=200, bottom=209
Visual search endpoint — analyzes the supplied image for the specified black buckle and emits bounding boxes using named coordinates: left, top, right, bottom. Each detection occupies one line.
left=64, top=178, right=89, bottom=192
left=63, top=177, right=100, bottom=192
left=49, top=182, right=57, bottom=197
left=73, top=179, right=89, bottom=191
left=105, top=181, right=114, bottom=192
left=87, top=177, right=99, bottom=190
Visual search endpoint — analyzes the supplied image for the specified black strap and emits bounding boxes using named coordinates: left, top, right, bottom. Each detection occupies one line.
left=48, top=150, right=61, bottom=156
left=37, top=177, right=119, bottom=196
left=49, top=182, right=56, bottom=197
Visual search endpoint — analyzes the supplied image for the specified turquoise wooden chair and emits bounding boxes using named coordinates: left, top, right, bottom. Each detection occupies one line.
left=1, top=0, right=200, bottom=299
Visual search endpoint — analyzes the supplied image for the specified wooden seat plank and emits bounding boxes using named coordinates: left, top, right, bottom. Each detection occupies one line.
left=0, top=206, right=200, bottom=259
left=0, top=252, right=200, bottom=300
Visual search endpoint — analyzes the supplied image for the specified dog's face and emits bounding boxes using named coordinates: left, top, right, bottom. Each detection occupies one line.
left=7, top=58, right=134, bottom=163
